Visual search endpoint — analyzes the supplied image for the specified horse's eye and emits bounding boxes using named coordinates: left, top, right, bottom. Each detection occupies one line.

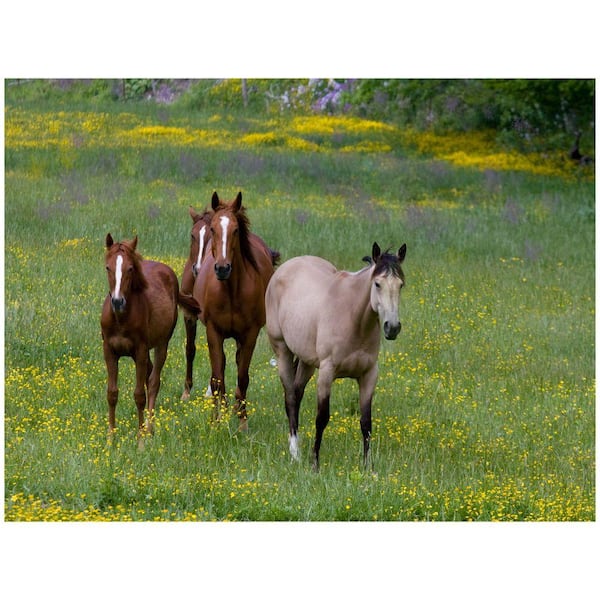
left=375, top=282, right=381, bottom=289
left=105, top=265, right=110, bottom=272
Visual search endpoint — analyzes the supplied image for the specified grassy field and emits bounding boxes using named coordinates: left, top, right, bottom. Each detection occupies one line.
left=3, top=93, right=595, bottom=522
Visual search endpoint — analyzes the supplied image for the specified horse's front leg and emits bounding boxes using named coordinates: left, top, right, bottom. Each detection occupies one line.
left=103, top=343, right=119, bottom=433
left=181, top=311, right=197, bottom=400
left=206, top=324, right=227, bottom=421
left=233, top=328, right=260, bottom=431
left=358, top=365, right=378, bottom=470
left=133, top=346, right=150, bottom=436
left=146, top=344, right=168, bottom=434
left=270, top=340, right=300, bottom=459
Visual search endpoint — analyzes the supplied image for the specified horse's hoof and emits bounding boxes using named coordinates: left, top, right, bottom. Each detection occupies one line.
left=238, top=419, right=249, bottom=433
left=181, top=390, right=191, bottom=401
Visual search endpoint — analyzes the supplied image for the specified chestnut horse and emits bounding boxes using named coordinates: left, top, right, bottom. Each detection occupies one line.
left=180, top=206, right=213, bottom=396
left=265, top=242, right=407, bottom=469
left=101, top=234, right=200, bottom=436
left=184, top=191, right=279, bottom=430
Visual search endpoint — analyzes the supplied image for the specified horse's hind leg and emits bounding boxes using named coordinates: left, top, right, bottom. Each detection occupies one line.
left=283, top=359, right=315, bottom=460
left=181, top=312, right=197, bottom=400
left=272, top=343, right=301, bottom=459
left=313, top=363, right=334, bottom=471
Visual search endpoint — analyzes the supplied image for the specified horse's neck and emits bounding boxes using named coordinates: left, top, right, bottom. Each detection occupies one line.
left=228, top=248, right=252, bottom=288
left=337, top=267, right=378, bottom=332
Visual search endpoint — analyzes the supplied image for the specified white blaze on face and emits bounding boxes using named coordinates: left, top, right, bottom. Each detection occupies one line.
left=195, top=225, right=207, bottom=271
left=219, top=215, right=230, bottom=259
left=114, top=254, right=124, bottom=299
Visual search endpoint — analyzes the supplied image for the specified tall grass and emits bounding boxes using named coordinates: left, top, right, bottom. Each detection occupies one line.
left=4, top=95, right=595, bottom=522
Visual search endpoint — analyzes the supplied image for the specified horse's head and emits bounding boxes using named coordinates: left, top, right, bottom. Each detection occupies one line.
left=365, top=242, right=407, bottom=340
left=210, top=191, right=245, bottom=281
left=189, top=206, right=213, bottom=277
left=105, top=233, right=146, bottom=313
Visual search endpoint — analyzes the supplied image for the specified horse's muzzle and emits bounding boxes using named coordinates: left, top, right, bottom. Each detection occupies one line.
left=214, top=263, right=232, bottom=281
left=384, top=320, right=401, bottom=340
left=111, top=296, right=126, bottom=313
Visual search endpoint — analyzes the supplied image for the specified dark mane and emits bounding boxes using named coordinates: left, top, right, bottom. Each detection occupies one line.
left=237, top=206, right=262, bottom=272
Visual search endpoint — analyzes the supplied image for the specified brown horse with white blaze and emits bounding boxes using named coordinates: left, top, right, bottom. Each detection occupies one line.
left=180, top=206, right=213, bottom=397
left=265, top=242, right=407, bottom=469
left=101, top=234, right=199, bottom=436
left=185, top=191, right=279, bottom=429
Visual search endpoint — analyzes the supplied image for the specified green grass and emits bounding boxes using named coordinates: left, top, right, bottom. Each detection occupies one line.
left=3, top=95, right=595, bottom=521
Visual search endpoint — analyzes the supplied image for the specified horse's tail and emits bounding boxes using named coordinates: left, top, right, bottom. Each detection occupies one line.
left=178, top=292, right=201, bottom=316
left=269, top=247, right=281, bottom=267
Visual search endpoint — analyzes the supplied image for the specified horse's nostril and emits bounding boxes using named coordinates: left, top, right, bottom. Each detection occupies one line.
left=215, top=263, right=232, bottom=280
left=384, top=321, right=401, bottom=340
left=111, top=296, right=126, bottom=312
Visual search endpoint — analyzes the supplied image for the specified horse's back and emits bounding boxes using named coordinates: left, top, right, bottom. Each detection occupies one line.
left=268, top=255, right=336, bottom=300
left=266, top=256, right=337, bottom=362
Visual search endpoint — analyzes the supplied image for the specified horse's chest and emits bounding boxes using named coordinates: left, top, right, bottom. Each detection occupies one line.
left=102, top=313, right=148, bottom=356
left=105, top=332, right=137, bottom=356
left=203, top=288, right=264, bottom=333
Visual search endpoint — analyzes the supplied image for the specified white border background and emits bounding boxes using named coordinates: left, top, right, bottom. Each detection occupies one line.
left=2, top=3, right=598, bottom=598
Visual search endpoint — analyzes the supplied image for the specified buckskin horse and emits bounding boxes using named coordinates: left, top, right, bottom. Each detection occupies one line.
left=265, top=242, right=406, bottom=469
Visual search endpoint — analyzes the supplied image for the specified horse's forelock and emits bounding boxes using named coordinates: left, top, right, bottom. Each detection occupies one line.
left=107, top=241, right=148, bottom=291
left=213, top=204, right=259, bottom=272
left=373, top=251, right=404, bottom=280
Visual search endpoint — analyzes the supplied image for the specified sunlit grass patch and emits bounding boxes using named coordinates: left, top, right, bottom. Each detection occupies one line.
left=402, top=128, right=585, bottom=179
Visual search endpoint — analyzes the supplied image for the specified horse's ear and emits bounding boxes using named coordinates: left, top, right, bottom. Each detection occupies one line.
left=233, top=191, right=242, bottom=212
left=189, top=206, right=202, bottom=223
left=398, top=243, right=407, bottom=263
left=211, top=191, right=220, bottom=210
left=372, top=242, right=381, bottom=262
left=106, top=233, right=114, bottom=248
left=131, top=236, right=138, bottom=251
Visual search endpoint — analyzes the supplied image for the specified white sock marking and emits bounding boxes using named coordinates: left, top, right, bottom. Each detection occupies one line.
left=219, top=215, right=230, bottom=259
left=289, top=434, right=300, bottom=460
